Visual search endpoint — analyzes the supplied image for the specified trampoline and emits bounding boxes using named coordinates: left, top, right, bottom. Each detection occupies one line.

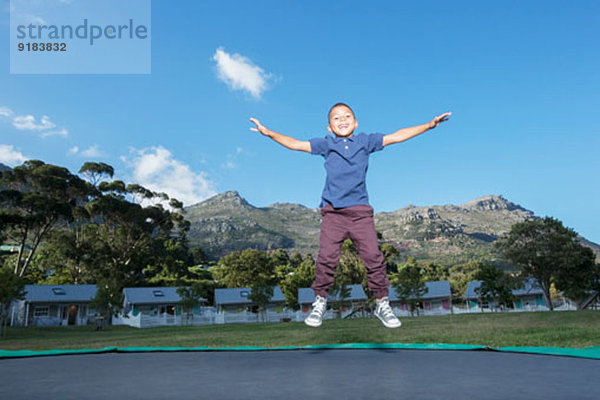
left=1, top=345, right=599, bottom=400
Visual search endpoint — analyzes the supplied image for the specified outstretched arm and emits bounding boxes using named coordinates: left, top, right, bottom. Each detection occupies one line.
left=382, top=112, right=451, bottom=147
left=250, top=117, right=311, bottom=153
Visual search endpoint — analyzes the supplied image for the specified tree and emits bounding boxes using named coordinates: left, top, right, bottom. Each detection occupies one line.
left=84, top=184, right=187, bottom=288
left=554, top=240, right=599, bottom=301
left=380, top=243, right=400, bottom=274
left=26, top=227, right=97, bottom=284
left=421, top=261, right=448, bottom=282
left=270, top=249, right=295, bottom=288
left=390, top=257, right=427, bottom=316
left=177, top=282, right=210, bottom=325
left=448, top=261, right=482, bottom=299
left=185, top=266, right=216, bottom=306
left=212, top=249, right=278, bottom=321
left=212, top=249, right=276, bottom=288
left=274, top=263, right=295, bottom=284
left=268, top=249, right=290, bottom=269
left=0, top=161, right=90, bottom=277
left=280, top=257, right=315, bottom=310
left=474, top=263, right=515, bottom=311
left=249, top=280, right=274, bottom=323
left=496, top=217, right=597, bottom=310
left=289, top=252, right=304, bottom=268
left=89, top=278, right=124, bottom=328
left=144, top=238, right=199, bottom=286
left=79, top=162, right=114, bottom=187
left=331, top=239, right=366, bottom=317
left=0, top=266, right=26, bottom=337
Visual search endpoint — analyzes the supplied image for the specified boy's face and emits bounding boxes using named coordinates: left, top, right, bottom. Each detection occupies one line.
left=328, top=105, right=357, bottom=137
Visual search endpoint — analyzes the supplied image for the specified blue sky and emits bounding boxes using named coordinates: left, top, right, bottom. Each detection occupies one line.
left=1, top=0, right=599, bottom=243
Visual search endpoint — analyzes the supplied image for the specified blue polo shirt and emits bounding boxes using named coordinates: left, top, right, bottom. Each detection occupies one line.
left=309, top=132, right=385, bottom=208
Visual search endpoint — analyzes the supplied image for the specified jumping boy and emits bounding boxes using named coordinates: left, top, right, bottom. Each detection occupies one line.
left=250, top=104, right=451, bottom=328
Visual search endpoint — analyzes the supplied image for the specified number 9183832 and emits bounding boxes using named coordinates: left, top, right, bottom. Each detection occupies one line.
left=18, top=43, right=67, bottom=51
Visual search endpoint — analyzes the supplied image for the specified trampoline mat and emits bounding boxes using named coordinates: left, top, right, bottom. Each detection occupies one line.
left=1, top=348, right=599, bottom=400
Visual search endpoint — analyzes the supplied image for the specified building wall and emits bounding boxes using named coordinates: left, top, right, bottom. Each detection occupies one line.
left=10, top=301, right=96, bottom=327
left=390, top=297, right=452, bottom=316
left=113, top=306, right=217, bottom=328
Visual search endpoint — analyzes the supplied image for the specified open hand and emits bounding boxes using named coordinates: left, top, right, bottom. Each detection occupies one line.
left=249, top=117, right=269, bottom=136
left=429, top=112, right=452, bottom=129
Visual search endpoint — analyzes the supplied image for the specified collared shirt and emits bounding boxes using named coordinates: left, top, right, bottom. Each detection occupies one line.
left=309, top=132, right=385, bottom=208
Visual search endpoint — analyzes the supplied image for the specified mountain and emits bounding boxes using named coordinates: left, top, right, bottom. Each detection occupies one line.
left=184, top=192, right=600, bottom=264
left=373, top=195, right=534, bottom=265
left=0, top=163, right=11, bottom=172
left=185, top=191, right=320, bottom=260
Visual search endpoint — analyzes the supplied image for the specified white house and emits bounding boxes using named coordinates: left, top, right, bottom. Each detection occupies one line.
left=388, top=280, right=453, bottom=316
left=297, top=284, right=368, bottom=321
left=10, top=284, right=98, bottom=327
left=214, top=286, right=293, bottom=324
left=112, top=286, right=212, bottom=328
left=464, top=278, right=576, bottom=312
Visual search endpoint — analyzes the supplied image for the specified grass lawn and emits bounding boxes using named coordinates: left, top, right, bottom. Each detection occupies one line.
left=1, top=310, right=599, bottom=351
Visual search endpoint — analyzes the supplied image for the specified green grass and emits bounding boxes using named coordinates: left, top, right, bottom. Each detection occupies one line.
left=1, top=310, right=599, bottom=351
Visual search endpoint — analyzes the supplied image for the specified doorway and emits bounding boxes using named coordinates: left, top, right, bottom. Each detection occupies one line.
left=68, top=304, right=78, bottom=325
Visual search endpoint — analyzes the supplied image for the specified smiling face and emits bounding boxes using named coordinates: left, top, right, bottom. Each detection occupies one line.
left=328, top=104, right=358, bottom=137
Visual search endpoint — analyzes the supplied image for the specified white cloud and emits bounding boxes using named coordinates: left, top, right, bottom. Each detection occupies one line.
left=125, top=146, right=217, bottom=207
left=12, top=114, right=56, bottom=131
left=0, top=107, right=14, bottom=118
left=0, top=144, right=28, bottom=166
left=212, top=47, right=272, bottom=99
left=68, top=145, right=103, bottom=158
left=41, top=128, right=68, bottom=138
left=222, top=160, right=236, bottom=169
left=80, top=145, right=102, bottom=158
left=221, top=146, right=245, bottom=169
left=3, top=107, right=68, bottom=139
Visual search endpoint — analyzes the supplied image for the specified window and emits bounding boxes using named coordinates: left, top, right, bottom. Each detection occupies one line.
left=159, top=305, right=175, bottom=315
left=34, top=306, right=49, bottom=317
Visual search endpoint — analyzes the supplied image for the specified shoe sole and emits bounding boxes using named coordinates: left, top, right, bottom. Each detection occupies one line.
left=304, top=319, right=322, bottom=327
left=375, top=314, right=401, bottom=328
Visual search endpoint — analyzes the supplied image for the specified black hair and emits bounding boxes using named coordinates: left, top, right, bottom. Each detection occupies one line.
left=328, top=102, right=355, bottom=121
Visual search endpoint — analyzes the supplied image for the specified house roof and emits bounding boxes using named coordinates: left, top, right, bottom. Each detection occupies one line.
left=465, top=280, right=483, bottom=299
left=123, top=287, right=207, bottom=305
left=388, top=280, right=451, bottom=301
left=297, top=284, right=367, bottom=304
left=214, top=286, right=286, bottom=305
left=23, top=284, right=97, bottom=303
left=465, top=278, right=544, bottom=299
left=512, top=278, right=544, bottom=296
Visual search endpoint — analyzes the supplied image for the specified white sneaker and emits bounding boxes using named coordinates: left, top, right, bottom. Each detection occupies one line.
left=304, top=295, right=327, bottom=327
left=374, top=297, right=401, bottom=328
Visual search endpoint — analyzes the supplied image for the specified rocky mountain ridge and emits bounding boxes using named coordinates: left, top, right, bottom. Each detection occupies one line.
left=184, top=191, right=599, bottom=264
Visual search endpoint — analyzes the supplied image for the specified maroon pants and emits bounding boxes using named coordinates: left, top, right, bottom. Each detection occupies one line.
left=312, top=204, right=390, bottom=299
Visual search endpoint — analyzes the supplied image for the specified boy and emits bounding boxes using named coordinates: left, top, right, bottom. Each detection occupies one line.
left=250, top=104, right=451, bottom=328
